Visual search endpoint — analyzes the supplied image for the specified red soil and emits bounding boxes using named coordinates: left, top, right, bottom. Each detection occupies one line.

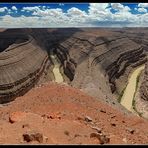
left=0, top=82, right=148, bottom=144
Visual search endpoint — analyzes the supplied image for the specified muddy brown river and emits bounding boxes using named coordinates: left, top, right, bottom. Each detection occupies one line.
left=121, top=65, right=145, bottom=113
left=50, top=50, right=64, bottom=83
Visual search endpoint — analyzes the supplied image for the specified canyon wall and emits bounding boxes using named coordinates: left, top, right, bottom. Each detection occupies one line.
left=140, top=62, right=148, bottom=101
left=0, top=28, right=147, bottom=106
left=0, top=28, right=79, bottom=103
left=0, top=29, right=51, bottom=103
left=55, top=29, right=147, bottom=104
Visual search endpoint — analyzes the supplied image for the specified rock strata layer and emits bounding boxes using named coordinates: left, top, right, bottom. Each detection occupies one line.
left=0, top=29, right=50, bottom=103
left=140, top=62, right=148, bottom=101
left=0, top=28, right=147, bottom=105
left=55, top=28, right=147, bottom=102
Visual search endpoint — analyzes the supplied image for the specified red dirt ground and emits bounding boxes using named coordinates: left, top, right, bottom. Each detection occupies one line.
left=0, top=82, right=148, bottom=144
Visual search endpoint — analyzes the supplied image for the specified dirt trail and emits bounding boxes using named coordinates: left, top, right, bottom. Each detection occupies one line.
left=121, top=65, right=145, bottom=113
left=50, top=49, right=64, bottom=83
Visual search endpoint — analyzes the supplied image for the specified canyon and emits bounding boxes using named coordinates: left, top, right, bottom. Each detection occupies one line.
left=0, top=28, right=148, bottom=144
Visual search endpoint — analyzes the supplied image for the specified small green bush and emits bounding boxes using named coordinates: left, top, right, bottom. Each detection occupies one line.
left=118, top=87, right=126, bottom=103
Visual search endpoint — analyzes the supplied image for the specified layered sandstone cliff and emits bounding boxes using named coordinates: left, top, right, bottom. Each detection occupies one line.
left=0, top=28, right=147, bottom=106
left=55, top=29, right=147, bottom=103
left=0, top=29, right=50, bottom=103
left=140, top=62, right=148, bottom=101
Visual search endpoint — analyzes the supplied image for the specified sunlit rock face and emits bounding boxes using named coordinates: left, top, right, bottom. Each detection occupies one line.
left=55, top=28, right=147, bottom=101
left=0, top=29, right=49, bottom=103
left=0, top=28, right=147, bottom=105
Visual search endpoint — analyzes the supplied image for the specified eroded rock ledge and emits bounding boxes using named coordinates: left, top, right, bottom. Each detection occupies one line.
left=55, top=29, right=147, bottom=101
left=0, top=29, right=51, bottom=103
left=0, top=28, right=147, bottom=106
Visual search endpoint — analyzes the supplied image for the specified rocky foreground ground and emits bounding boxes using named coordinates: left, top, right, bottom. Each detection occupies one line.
left=0, top=82, right=148, bottom=144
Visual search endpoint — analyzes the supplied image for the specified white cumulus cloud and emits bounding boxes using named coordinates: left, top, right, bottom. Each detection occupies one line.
left=111, top=3, right=124, bottom=11
left=0, top=7, right=8, bottom=13
left=111, top=3, right=131, bottom=12
left=88, top=3, right=112, bottom=22
left=0, top=3, right=148, bottom=28
left=67, top=7, right=87, bottom=16
left=11, top=6, right=17, bottom=11
left=138, top=7, right=147, bottom=13
left=21, top=6, right=40, bottom=12
left=138, top=3, right=148, bottom=8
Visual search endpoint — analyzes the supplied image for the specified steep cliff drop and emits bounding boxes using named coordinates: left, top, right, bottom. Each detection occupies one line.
left=0, top=28, right=147, bottom=111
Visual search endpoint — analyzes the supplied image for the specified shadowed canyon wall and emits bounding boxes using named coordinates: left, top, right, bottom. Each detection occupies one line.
left=0, top=28, right=147, bottom=106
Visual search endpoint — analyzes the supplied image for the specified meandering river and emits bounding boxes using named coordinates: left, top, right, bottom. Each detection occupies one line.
left=50, top=49, right=64, bottom=83
left=50, top=49, right=145, bottom=114
left=120, top=65, right=145, bottom=113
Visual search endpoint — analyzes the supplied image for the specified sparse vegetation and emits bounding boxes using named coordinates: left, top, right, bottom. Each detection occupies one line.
left=132, top=70, right=143, bottom=117
left=118, top=87, right=126, bottom=103
left=132, top=99, right=143, bottom=117
left=135, top=71, right=141, bottom=90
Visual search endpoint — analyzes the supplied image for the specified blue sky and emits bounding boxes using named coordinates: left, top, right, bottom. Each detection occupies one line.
left=0, top=3, right=148, bottom=27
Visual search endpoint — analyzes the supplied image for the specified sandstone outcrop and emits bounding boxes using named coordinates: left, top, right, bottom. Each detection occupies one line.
left=0, top=28, right=147, bottom=105
left=55, top=28, right=147, bottom=104
left=0, top=29, right=50, bottom=103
